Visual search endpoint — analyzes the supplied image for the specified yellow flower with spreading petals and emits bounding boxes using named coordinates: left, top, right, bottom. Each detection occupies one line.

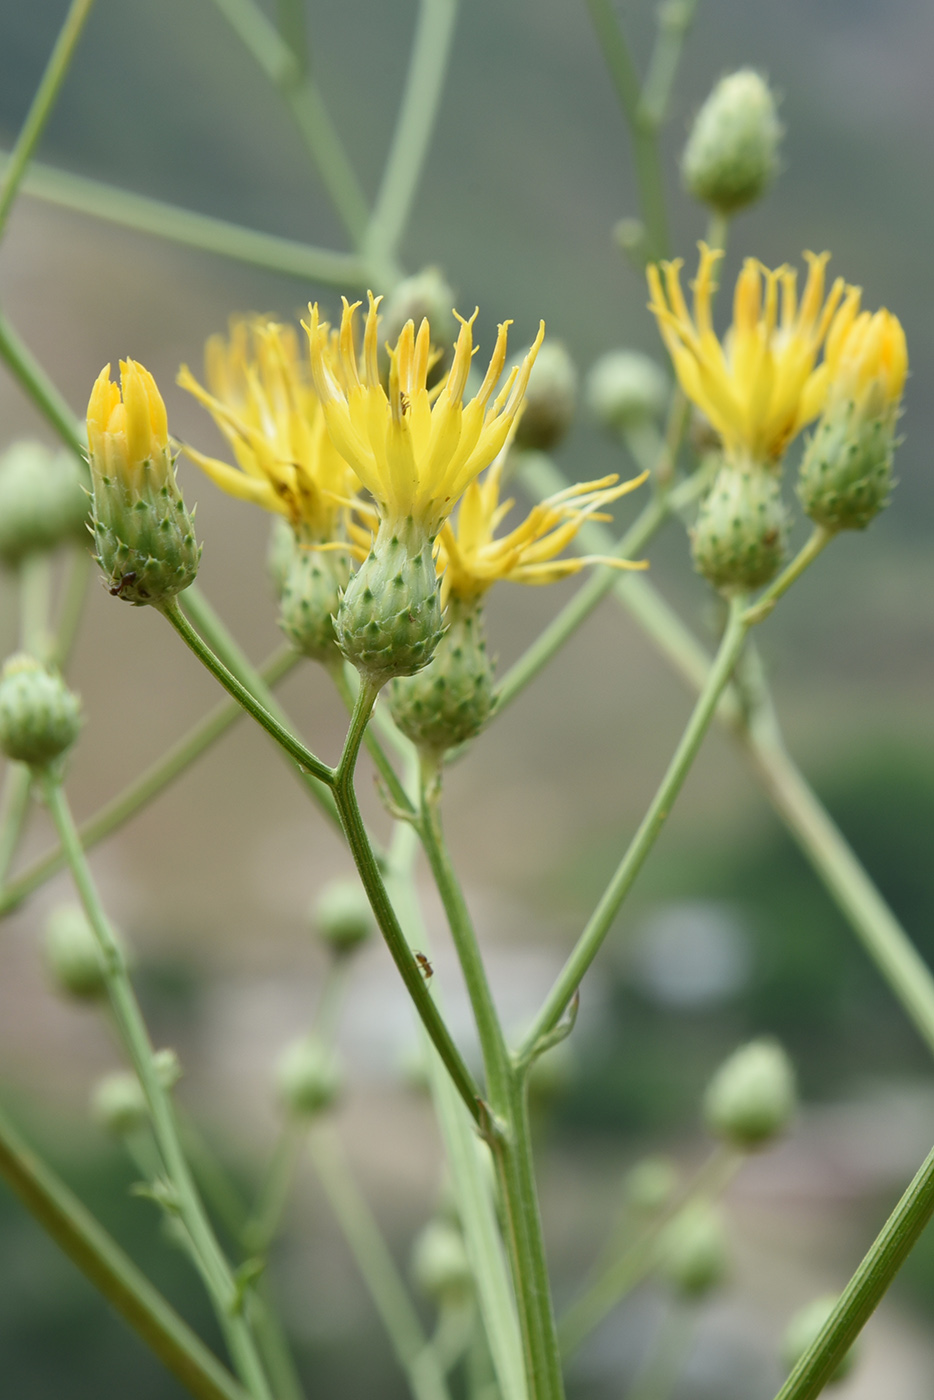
left=437, top=459, right=648, bottom=606
left=647, top=243, right=859, bottom=464
left=178, top=318, right=359, bottom=545
left=305, top=292, right=545, bottom=538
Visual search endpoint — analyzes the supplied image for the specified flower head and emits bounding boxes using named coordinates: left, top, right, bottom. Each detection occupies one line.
left=822, top=303, right=907, bottom=422
left=178, top=318, right=358, bottom=544
left=437, top=458, right=647, bottom=606
left=648, top=244, right=858, bottom=463
left=87, top=359, right=170, bottom=485
left=305, top=292, right=545, bottom=538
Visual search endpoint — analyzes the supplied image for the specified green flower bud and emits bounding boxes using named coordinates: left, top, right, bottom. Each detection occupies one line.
left=43, top=904, right=106, bottom=1001
left=87, top=360, right=201, bottom=606
left=276, top=1037, right=341, bottom=1117
left=659, top=1204, right=729, bottom=1299
left=782, top=1295, right=857, bottom=1385
left=267, top=515, right=296, bottom=601
left=336, top=517, right=443, bottom=687
left=0, top=654, right=82, bottom=767
left=388, top=596, right=493, bottom=755
left=92, top=1070, right=148, bottom=1137
left=624, top=1155, right=680, bottom=1215
left=586, top=351, right=669, bottom=433
left=380, top=268, right=457, bottom=384
left=411, top=1218, right=473, bottom=1302
left=278, top=528, right=352, bottom=663
left=704, top=1038, right=796, bottom=1149
left=692, top=461, right=787, bottom=591
left=153, top=1046, right=183, bottom=1090
left=512, top=340, right=578, bottom=452
left=0, top=442, right=89, bottom=567
left=682, top=69, right=781, bottom=215
left=312, top=878, right=375, bottom=955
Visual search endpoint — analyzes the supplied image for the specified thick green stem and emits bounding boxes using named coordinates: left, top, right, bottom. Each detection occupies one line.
left=774, top=1138, right=934, bottom=1400
left=520, top=596, right=749, bottom=1057
left=0, top=1101, right=250, bottom=1400
left=744, top=526, right=833, bottom=625
left=0, top=0, right=96, bottom=239
left=41, top=775, right=272, bottom=1399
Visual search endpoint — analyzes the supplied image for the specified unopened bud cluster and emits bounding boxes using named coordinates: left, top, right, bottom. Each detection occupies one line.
left=276, top=1037, right=342, bottom=1117
left=659, top=1204, right=729, bottom=1298
left=0, top=655, right=82, bottom=767
left=389, top=597, right=494, bottom=755
left=278, top=528, right=353, bottom=664
left=586, top=352, right=668, bottom=433
left=704, top=1039, right=796, bottom=1149
left=0, top=442, right=89, bottom=567
left=313, top=878, right=375, bottom=955
left=691, top=462, right=786, bottom=591
left=682, top=69, right=781, bottom=215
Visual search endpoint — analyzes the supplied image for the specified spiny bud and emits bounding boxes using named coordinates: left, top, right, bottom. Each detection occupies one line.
left=782, top=1295, right=858, bottom=1385
left=704, top=1039, right=796, bottom=1149
left=336, top=518, right=444, bottom=687
left=0, top=441, right=89, bottom=567
left=312, top=878, right=375, bottom=955
left=86, top=359, right=201, bottom=605
left=411, top=1218, right=473, bottom=1302
left=512, top=340, right=578, bottom=452
left=659, top=1204, right=729, bottom=1299
left=682, top=69, right=781, bottom=215
left=0, top=654, right=81, bottom=767
left=586, top=351, right=669, bottom=433
left=276, top=1037, right=342, bottom=1117
left=798, top=308, right=907, bottom=532
left=388, top=597, right=494, bottom=755
left=379, top=268, right=457, bottom=384
left=278, top=528, right=352, bottom=663
left=692, top=461, right=786, bottom=591
left=43, top=904, right=106, bottom=1001
left=624, top=1156, right=680, bottom=1215
left=92, top=1070, right=148, bottom=1137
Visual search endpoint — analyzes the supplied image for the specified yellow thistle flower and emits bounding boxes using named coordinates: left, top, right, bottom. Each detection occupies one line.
left=647, top=243, right=858, bottom=464
left=305, top=292, right=545, bottom=538
left=87, top=358, right=169, bottom=483
left=178, top=318, right=358, bottom=546
left=437, top=460, right=648, bottom=606
left=822, top=304, right=907, bottom=421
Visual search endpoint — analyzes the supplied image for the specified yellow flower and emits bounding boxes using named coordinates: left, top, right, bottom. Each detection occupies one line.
left=437, top=460, right=648, bottom=606
left=178, top=318, right=358, bottom=545
left=647, top=243, right=859, bottom=463
left=822, top=303, right=907, bottom=420
left=87, top=359, right=169, bottom=485
left=305, top=292, right=545, bottom=538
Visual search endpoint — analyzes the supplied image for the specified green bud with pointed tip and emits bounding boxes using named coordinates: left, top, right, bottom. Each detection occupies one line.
left=682, top=69, right=782, bottom=215
left=43, top=904, right=106, bottom=1001
left=704, top=1038, right=796, bottom=1149
left=782, top=1295, right=858, bottom=1384
left=313, top=878, right=375, bottom=954
left=0, top=441, right=89, bottom=567
left=276, top=1037, right=342, bottom=1117
left=692, top=460, right=787, bottom=591
left=388, top=596, right=494, bottom=754
left=0, top=654, right=82, bottom=767
left=278, top=527, right=352, bottom=663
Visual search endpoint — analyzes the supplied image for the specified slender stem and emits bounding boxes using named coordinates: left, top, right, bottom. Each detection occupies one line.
left=308, top=1123, right=452, bottom=1400
left=365, top=0, right=459, bottom=266
left=744, top=526, right=833, bottom=625
left=329, top=662, right=414, bottom=815
left=0, top=0, right=96, bottom=239
left=637, top=0, right=698, bottom=129
left=41, top=775, right=273, bottom=1400
left=705, top=208, right=729, bottom=254
left=242, top=1123, right=306, bottom=1256
left=49, top=544, right=92, bottom=668
left=627, top=1304, right=695, bottom=1400
left=0, top=306, right=84, bottom=457
left=0, top=648, right=298, bottom=915
left=0, top=1100, right=250, bottom=1400
left=520, top=596, right=749, bottom=1057
left=0, top=152, right=367, bottom=287
left=275, top=0, right=308, bottom=71
left=774, top=1137, right=934, bottom=1400
left=332, top=681, right=483, bottom=1121
left=0, top=763, right=31, bottom=888
left=158, top=596, right=334, bottom=786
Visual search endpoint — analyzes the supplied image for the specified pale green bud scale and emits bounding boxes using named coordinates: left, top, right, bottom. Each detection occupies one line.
left=0, top=654, right=82, bottom=767
left=278, top=530, right=352, bottom=662
left=388, top=596, right=493, bottom=755
left=798, top=402, right=896, bottom=532
left=692, top=462, right=786, bottom=591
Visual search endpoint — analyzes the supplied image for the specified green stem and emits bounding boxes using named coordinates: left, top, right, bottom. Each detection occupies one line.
left=242, top=1123, right=306, bottom=1257
left=0, top=763, right=32, bottom=888
left=0, top=306, right=84, bottom=457
left=275, top=0, right=308, bottom=71
left=0, top=152, right=367, bottom=286
left=705, top=208, right=729, bottom=254
left=308, top=1123, right=452, bottom=1400
left=0, top=1100, right=250, bottom=1400
left=520, top=596, right=749, bottom=1057
left=330, top=662, right=415, bottom=816
left=41, top=775, right=272, bottom=1400
left=365, top=0, right=459, bottom=267
left=159, top=596, right=334, bottom=786
left=18, top=551, right=54, bottom=658
left=0, top=648, right=298, bottom=915
left=626, top=1304, right=695, bottom=1400
left=332, top=681, right=482, bottom=1122
left=774, top=1138, right=934, bottom=1400
left=638, top=0, right=699, bottom=130
left=49, top=544, right=92, bottom=668
left=0, top=0, right=96, bottom=239
left=744, top=526, right=833, bottom=625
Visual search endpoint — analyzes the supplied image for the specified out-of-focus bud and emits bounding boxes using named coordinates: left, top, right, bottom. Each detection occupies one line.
left=624, top=1155, right=680, bottom=1215
left=153, top=1047, right=183, bottom=1090
left=267, top=516, right=296, bottom=601
left=782, top=1295, right=858, bottom=1385
left=86, top=359, right=201, bottom=606
left=586, top=351, right=669, bottom=434
left=279, top=533, right=352, bottom=663
left=704, top=1039, right=796, bottom=1149
left=799, top=308, right=907, bottom=532
left=0, top=442, right=89, bottom=568
left=43, top=904, right=106, bottom=1001
left=0, top=654, right=82, bottom=767
left=92, top=1070, right=148, bottom=1137
left=692, top=462, right=786, bottom=591
left=411, top=1218, right=473, bottom=1302
left=276, top=1036, right=342, bottom=1117
left=659, top=1203, right=729, bottom=1299
left=528, top=1041, right=575, bottom=1106
left=512, top=340, right=578, bottom=452
left=312, top=878, right=375, bottom=955
left=682, top=69, right=782, bottom=215
left=388, top=598, right=494, bottom=756
left=379, top=269, right=457, bottom=383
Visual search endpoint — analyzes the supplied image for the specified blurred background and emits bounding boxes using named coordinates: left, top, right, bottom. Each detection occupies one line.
left=0, top=0, right=933, bottom=1395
